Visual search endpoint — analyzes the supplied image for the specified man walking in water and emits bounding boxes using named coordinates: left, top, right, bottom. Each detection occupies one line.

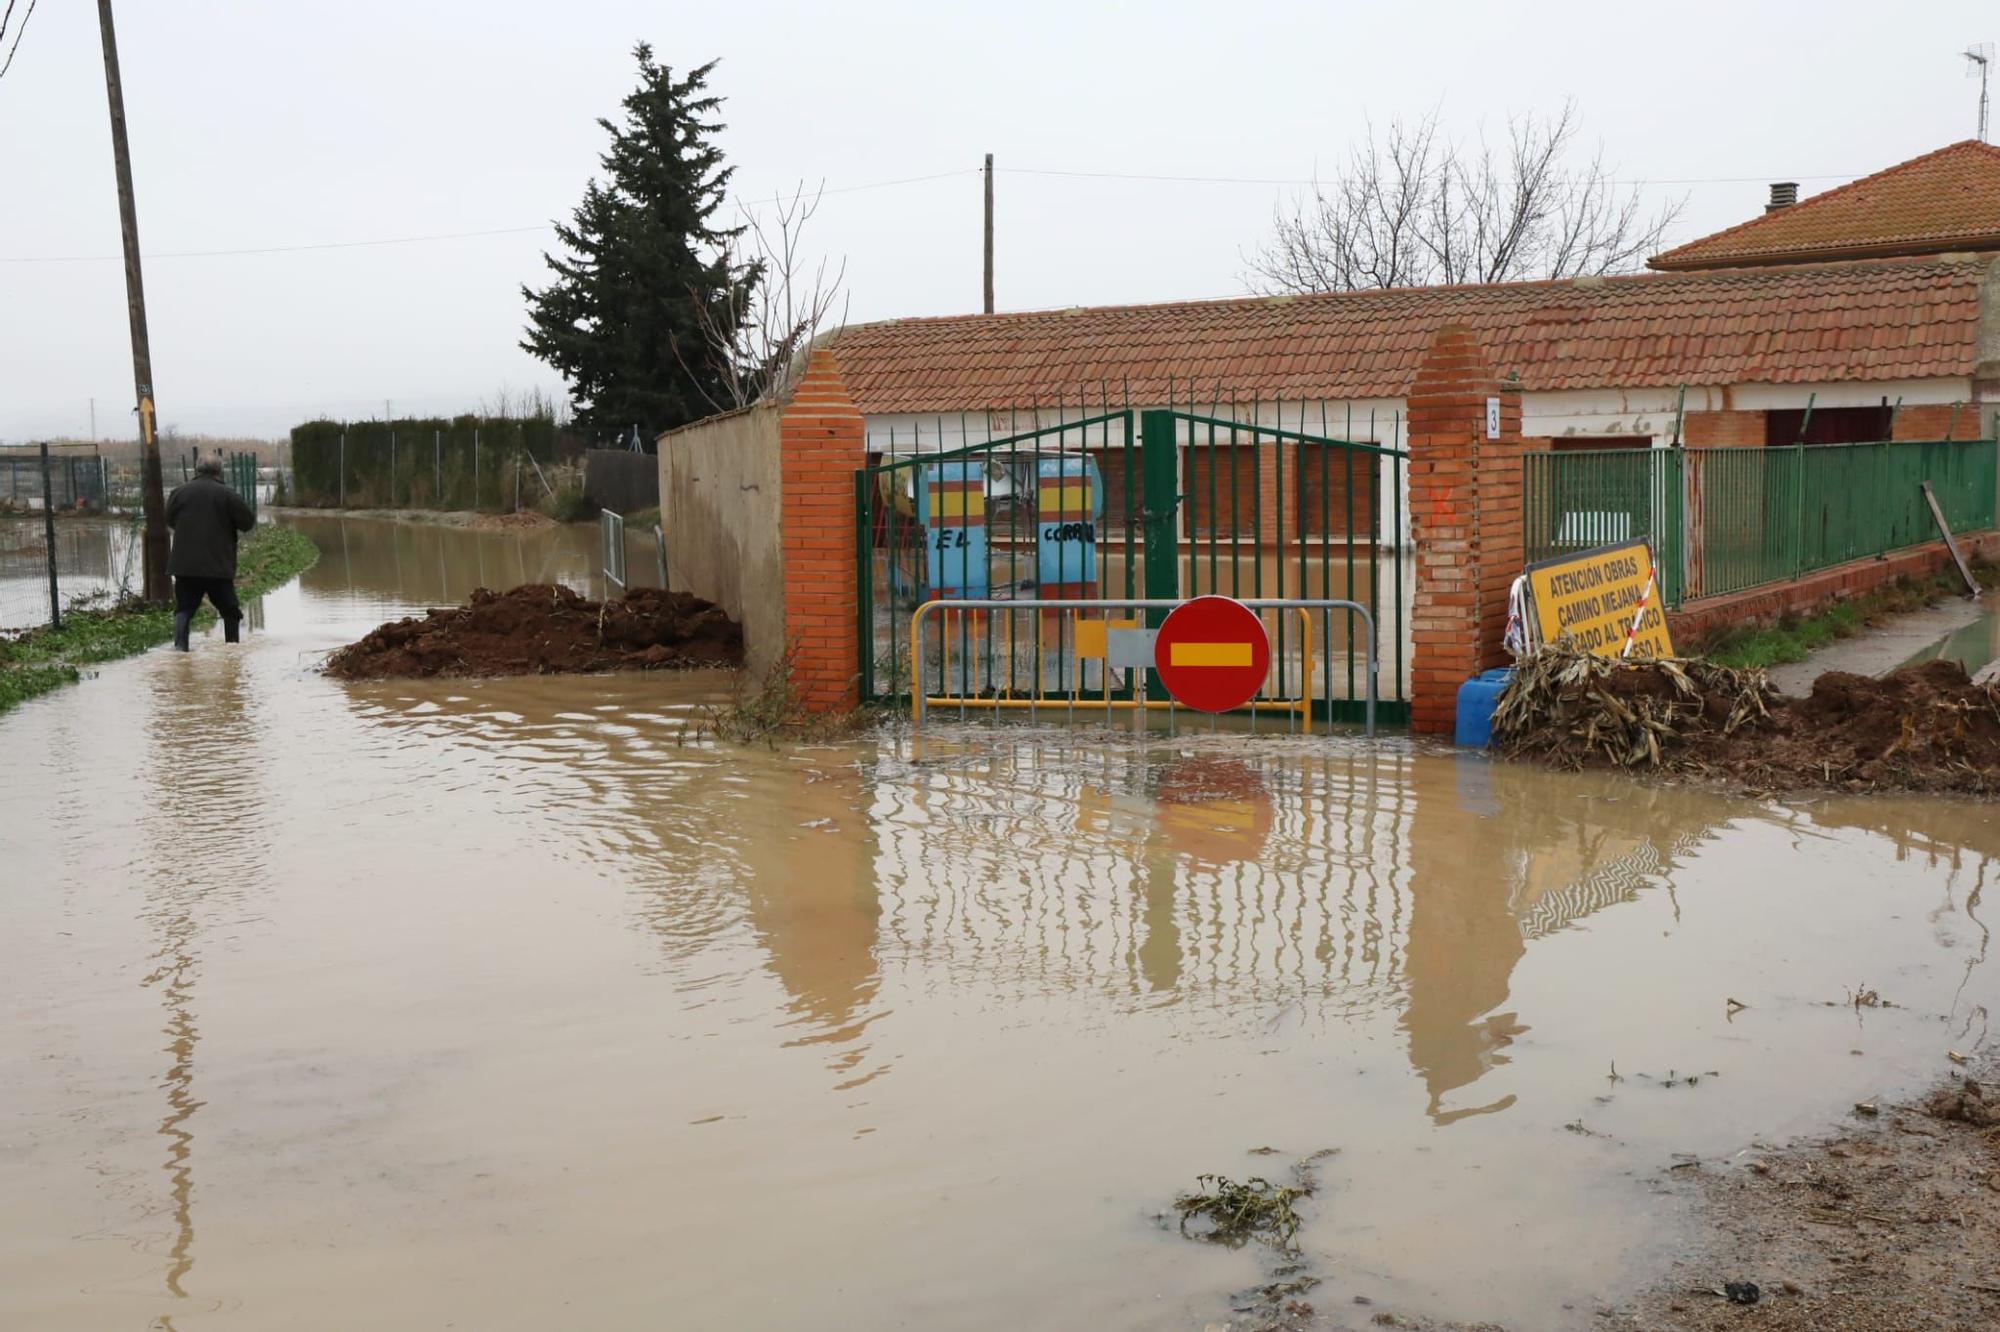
left=166, top=455, right=257, bottom=651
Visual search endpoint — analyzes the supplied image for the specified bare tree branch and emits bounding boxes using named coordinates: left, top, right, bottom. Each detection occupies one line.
left=1247, top=102, right=1685, bottom=294
left=674, top=181, right=849, bottom=416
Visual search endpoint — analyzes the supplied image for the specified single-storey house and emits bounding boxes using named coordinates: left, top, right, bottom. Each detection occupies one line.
left=828, top=138, right=2000, bottom=459
left=660, top=140, right=2000, bottom=717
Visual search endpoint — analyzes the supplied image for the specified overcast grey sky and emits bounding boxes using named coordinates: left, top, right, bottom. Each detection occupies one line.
left=1, top=0, right=1994, bottom=440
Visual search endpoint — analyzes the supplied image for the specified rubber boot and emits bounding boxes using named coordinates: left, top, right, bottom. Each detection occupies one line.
left=172, top=612, right=192, bottom=652
left=223, top=618, right=241, bottom=644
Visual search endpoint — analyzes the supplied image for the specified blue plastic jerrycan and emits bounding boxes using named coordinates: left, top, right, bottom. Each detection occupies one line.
left=1454, top=668, right=1515, bottom=748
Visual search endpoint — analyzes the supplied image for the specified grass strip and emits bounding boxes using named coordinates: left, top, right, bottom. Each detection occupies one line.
left=0, top=524, right=320, bottom=716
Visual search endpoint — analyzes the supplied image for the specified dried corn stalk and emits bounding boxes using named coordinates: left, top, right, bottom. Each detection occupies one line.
left=1492, top=639, right=1777, bottom=769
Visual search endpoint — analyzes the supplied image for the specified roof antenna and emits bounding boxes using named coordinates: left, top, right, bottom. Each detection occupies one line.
left=1969, top=43, right=1994, bottom=143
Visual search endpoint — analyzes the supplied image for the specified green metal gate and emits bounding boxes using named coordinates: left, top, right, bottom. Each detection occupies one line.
left=854, top=394, right=1408, bottom=725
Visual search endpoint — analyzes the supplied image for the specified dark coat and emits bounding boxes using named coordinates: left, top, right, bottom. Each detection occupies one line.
left=166, top=475, right=257, bottom=578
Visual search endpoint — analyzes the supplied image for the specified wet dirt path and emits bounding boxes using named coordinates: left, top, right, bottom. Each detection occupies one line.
left=4, top=516, right=1998, bottom=1330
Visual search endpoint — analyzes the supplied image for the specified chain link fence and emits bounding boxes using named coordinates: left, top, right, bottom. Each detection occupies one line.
left=0, top=444, right=262, bottom=633
left=0, top=511, right=145, bottom=632
left=0, top=453, right=110, bottom=514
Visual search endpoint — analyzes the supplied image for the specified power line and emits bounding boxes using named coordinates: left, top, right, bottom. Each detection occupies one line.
left=0, top=159, right=1878, bottom=265
left=2, top=223, right=555, bottom=263
left=0, top=169, right=980, bottom=263
left=0, top=0, right=39, bottom=80
left=1001, top=165, right=1867, bottom=188
left=748, top=167, right=975, bottom=203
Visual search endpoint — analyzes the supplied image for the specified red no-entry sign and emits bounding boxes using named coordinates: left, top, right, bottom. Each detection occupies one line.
left=1154, top=596, right=1271, bottom=713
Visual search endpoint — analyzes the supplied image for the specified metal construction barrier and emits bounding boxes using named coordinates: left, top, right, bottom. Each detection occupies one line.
left=600, top=508, right=627, bottom=589
left=910, top=597, right=1378, bottom=737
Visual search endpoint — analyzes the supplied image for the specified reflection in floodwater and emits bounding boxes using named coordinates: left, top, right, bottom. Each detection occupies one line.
left=11, top=516, right=2000, bottom=1331
left=137, top=654, right=264, bottom=1311
left=347, top=685, right=1763, bottom=1128
left=0, top=517, right=144, bottom=629
left=1903, top=598, right=2000, bottom=677
left=284, top=512, right=662, bottom=619
left=1404, top=760, right=1526, bottom=1124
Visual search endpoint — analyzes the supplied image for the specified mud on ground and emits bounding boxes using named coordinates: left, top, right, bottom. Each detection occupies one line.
left=1600, top=1070, right=2000, bottom=1332
left=1497, top=651, right=2000, bottom=795
left=324, top=583, right=742, bottom=680
left=1340, top=1070, right=2000, bottom=1332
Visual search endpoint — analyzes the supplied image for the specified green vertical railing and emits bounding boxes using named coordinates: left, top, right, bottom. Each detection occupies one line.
left=854, top=395, right=1409, bottom=721
left=1522, top=447, right=1683, bottom=605
left=229, top=451, right=259, bottom=516
left=1524, top=438, right=1997, bottom=606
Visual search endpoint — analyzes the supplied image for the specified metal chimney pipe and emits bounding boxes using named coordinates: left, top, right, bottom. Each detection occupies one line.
left=1766, top=181, right=1799, bottom=211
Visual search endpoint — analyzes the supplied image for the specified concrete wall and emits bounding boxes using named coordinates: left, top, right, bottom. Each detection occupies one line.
left=657, top=404, right=788, bottom=676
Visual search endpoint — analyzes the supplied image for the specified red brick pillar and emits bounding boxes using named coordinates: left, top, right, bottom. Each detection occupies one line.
left=779, top=351, right=863, bottom=712
left=1406, top=327, right=1522, bottom=735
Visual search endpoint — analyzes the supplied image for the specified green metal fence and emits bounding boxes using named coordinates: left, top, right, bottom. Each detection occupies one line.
left=228, top=452, right=258, bottom=516
left=1525, top=438, right=1998, bottom=606
left=1522, top=447, right=1683, bottom=605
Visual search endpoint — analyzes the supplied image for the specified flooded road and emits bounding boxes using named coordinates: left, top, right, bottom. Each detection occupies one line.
left=4, top=515, right=1998, bottom=1330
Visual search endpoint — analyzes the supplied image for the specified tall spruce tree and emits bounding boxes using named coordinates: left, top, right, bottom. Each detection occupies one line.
left=522, top=46, right=754, bottom=436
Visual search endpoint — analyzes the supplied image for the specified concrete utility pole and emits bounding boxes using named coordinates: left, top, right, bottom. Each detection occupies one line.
left=96, top=0, right=169, bottom=601
left=982, top=153, right=995, bottom=314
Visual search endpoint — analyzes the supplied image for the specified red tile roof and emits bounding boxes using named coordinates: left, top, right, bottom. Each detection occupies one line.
left=1650, top=140, right=2000, bottom=271
left=827, top=256, right=1988, bottom=414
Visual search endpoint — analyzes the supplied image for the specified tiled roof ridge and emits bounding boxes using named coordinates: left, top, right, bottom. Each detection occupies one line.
left=835, top=252, right=1991, bottom=338
left=1648, top=139, right=2000, bottom=269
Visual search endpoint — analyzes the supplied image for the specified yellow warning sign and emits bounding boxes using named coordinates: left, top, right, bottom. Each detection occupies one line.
left=1525, top=540, right=1674, bottom=659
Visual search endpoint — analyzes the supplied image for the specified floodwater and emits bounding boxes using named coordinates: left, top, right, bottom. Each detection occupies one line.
left=0, top=517, right=144, bottom=630
left=5, top=516, right=1999, bottom=1331
left=1904, top=596, right=2000, bottom=679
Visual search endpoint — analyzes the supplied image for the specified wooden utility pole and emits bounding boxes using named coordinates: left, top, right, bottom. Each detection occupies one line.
left=96, top=0, right=169, bottom=602
left=982, top=153, right=994, bottom=314
left=40, top=443, right=62, bottom=630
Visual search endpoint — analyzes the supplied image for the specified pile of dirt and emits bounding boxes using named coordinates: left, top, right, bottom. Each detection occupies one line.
left=324, top=583, right=741, bottom=680
left=1495, top=646, right=2000, bottom=793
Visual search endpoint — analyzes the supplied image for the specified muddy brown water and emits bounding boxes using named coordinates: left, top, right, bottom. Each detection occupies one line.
left=5, top=515, right=1998, bottom=1330
left=1904, top=596, right=2000, bottom=679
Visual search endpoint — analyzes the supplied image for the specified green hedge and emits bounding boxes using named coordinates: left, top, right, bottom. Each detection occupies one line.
left=289, top=416, right=562, bottom=511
